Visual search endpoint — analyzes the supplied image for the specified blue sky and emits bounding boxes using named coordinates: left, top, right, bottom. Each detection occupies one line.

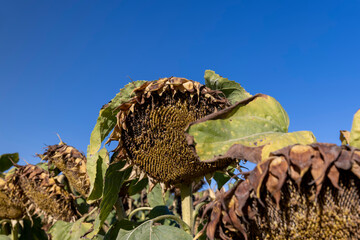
left=1, top=0, right=360, bottom=166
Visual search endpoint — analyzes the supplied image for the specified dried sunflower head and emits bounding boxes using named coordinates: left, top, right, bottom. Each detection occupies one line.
left=108, top=77, right=234, bottom=186
left=203, top=143, right=360, bottom=240
left=0, top=177, right=24, bottom=219
left=6, top=164, right=78, bottom=224
left=39, top=140, right=90, bottom=197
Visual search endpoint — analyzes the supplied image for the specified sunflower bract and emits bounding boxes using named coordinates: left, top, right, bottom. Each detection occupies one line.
left=203, top=143, right=360, bottom=240
left=109, top=77, right=234, bottom=185
left=41, top=142, right=90, bottom=197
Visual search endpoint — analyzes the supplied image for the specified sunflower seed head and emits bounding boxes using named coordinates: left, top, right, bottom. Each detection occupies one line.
left=6, top=164, right=78, bottom=223
left=0, top=178, right=24, bottom=219
left=203, top=143, right=360, bottom=239
left=108, top=77, right=234, bottom=186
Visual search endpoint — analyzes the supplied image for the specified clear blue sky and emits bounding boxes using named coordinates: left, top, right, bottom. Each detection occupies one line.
left=1, top=1, right=360, bottom=166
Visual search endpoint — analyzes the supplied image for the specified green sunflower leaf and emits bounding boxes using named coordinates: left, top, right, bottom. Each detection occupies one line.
left=187, top=94, right=316, bottom=163
left=204, top=70, right=251, bottom=104
left=88, top=80, right=146, bottom=155
left=116, top=221, right=192, bottom=240
left=93, top=159, right=132, bottom=233
left=87, top=80, right=145, bottom=202
left=86, top=148, right=109, bottom=202
left=0, top=153, right=19, bottom=172
left=49, top=217, right=92, bottom=240
left=148, top=184, right=165, bottom=208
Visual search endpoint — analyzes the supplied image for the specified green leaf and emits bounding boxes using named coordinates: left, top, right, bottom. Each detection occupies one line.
left=149, top=206, right=178, bottom=227
left=187, top=94, right=316, bottom=163
left=19, top=218, right=48, bottom=240
left=164, top=190, right=175, bottom=207
left=49, top=218, right=92, bottom=240
left=0, top=235, right=11, bottom=240
left=350, top=109, right=360, bottom=148
left=148, top=206, right=172, bottom=219
left=88, top=80, right=146, bottom=155
left=87, top=81, right=146, bottom=202
left=204, top=70, right=251, bottom=104
left=92, top=235, right=104, bottom=240
left=87, top=148, right=109, bottom=201
left=104, top=220, right=137, bottom=240
left=116, top=221, right=192, bottom=240
left=147, top=184, right=165, bottom=208
left=95, top=160, right=131, bottom=233
left=128, top=177, right=148, bottom=196
left=0, top=153, right=19, bottom=172
left=213, top=172, right=231, bottom=190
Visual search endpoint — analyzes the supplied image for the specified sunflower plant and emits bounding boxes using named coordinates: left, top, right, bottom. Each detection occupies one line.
left=2, top=70, right=359, bottom=240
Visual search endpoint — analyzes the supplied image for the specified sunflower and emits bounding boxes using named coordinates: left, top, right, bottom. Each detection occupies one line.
left=6, top=164, right=78, bottom=223
left=0, top=177, right=24, bottom=219
left=203, top=143, right=360, bottom=240
left=40, top=140, right=90, bottom=197
left=108, top=77, right=235, bottom=187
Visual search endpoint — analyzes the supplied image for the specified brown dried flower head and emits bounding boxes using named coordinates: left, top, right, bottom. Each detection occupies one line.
left=0, top=178, right=24, bottom=219
left=40, top=140, right=90, bottom=197
left=6, top=164, right=78, bottom=224
left=108, top=77, right=234, bottom=186
left=203, top=143, right=360, bottom=240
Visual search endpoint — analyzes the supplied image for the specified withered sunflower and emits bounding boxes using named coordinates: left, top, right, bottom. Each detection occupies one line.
left=0, top=177, right=24, bottom=219
left=108, top=77, right=235, bottom=187
left=39, top=139, right=90, bottom=197
left=6, top=164, right=78, bottom=224
left=202, top=143, right=360, bottom=240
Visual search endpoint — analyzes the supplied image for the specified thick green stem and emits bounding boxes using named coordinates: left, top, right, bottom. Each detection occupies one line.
left=180, top=183, right=193, bottom=234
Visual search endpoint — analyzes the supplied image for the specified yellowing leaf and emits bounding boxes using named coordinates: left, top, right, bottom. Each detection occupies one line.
left=187, top=94, right=316, bottom=163
left=350, top=109, right=360, bottom=148
left=340, top=130, right=351, bottom=145
left=261, top=131, right=316, bottom=160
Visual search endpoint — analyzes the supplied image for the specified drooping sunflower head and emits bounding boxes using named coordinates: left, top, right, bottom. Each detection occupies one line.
left=109, top=77, right=234, bottom=185
left=202, top=143, right=360, bottom=240
left=40, top=140, right=90, bottom=197
left=0, top=177, right=24, bottom=219
left=6, top=164, right=78, bottom=223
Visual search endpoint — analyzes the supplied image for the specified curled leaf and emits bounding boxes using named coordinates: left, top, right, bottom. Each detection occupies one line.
left=340, top=130, right=351, bottom=145
left=204, top=70, right=251, bottom=104
left=0, top=153, right=19, bottom=173
left=350, top=109, right=360, bottom=148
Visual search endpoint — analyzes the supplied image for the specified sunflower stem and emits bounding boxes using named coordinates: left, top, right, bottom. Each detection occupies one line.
left=180, top=183, right=193, bottom=235
left=11, top=221, right=19, bottom=240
